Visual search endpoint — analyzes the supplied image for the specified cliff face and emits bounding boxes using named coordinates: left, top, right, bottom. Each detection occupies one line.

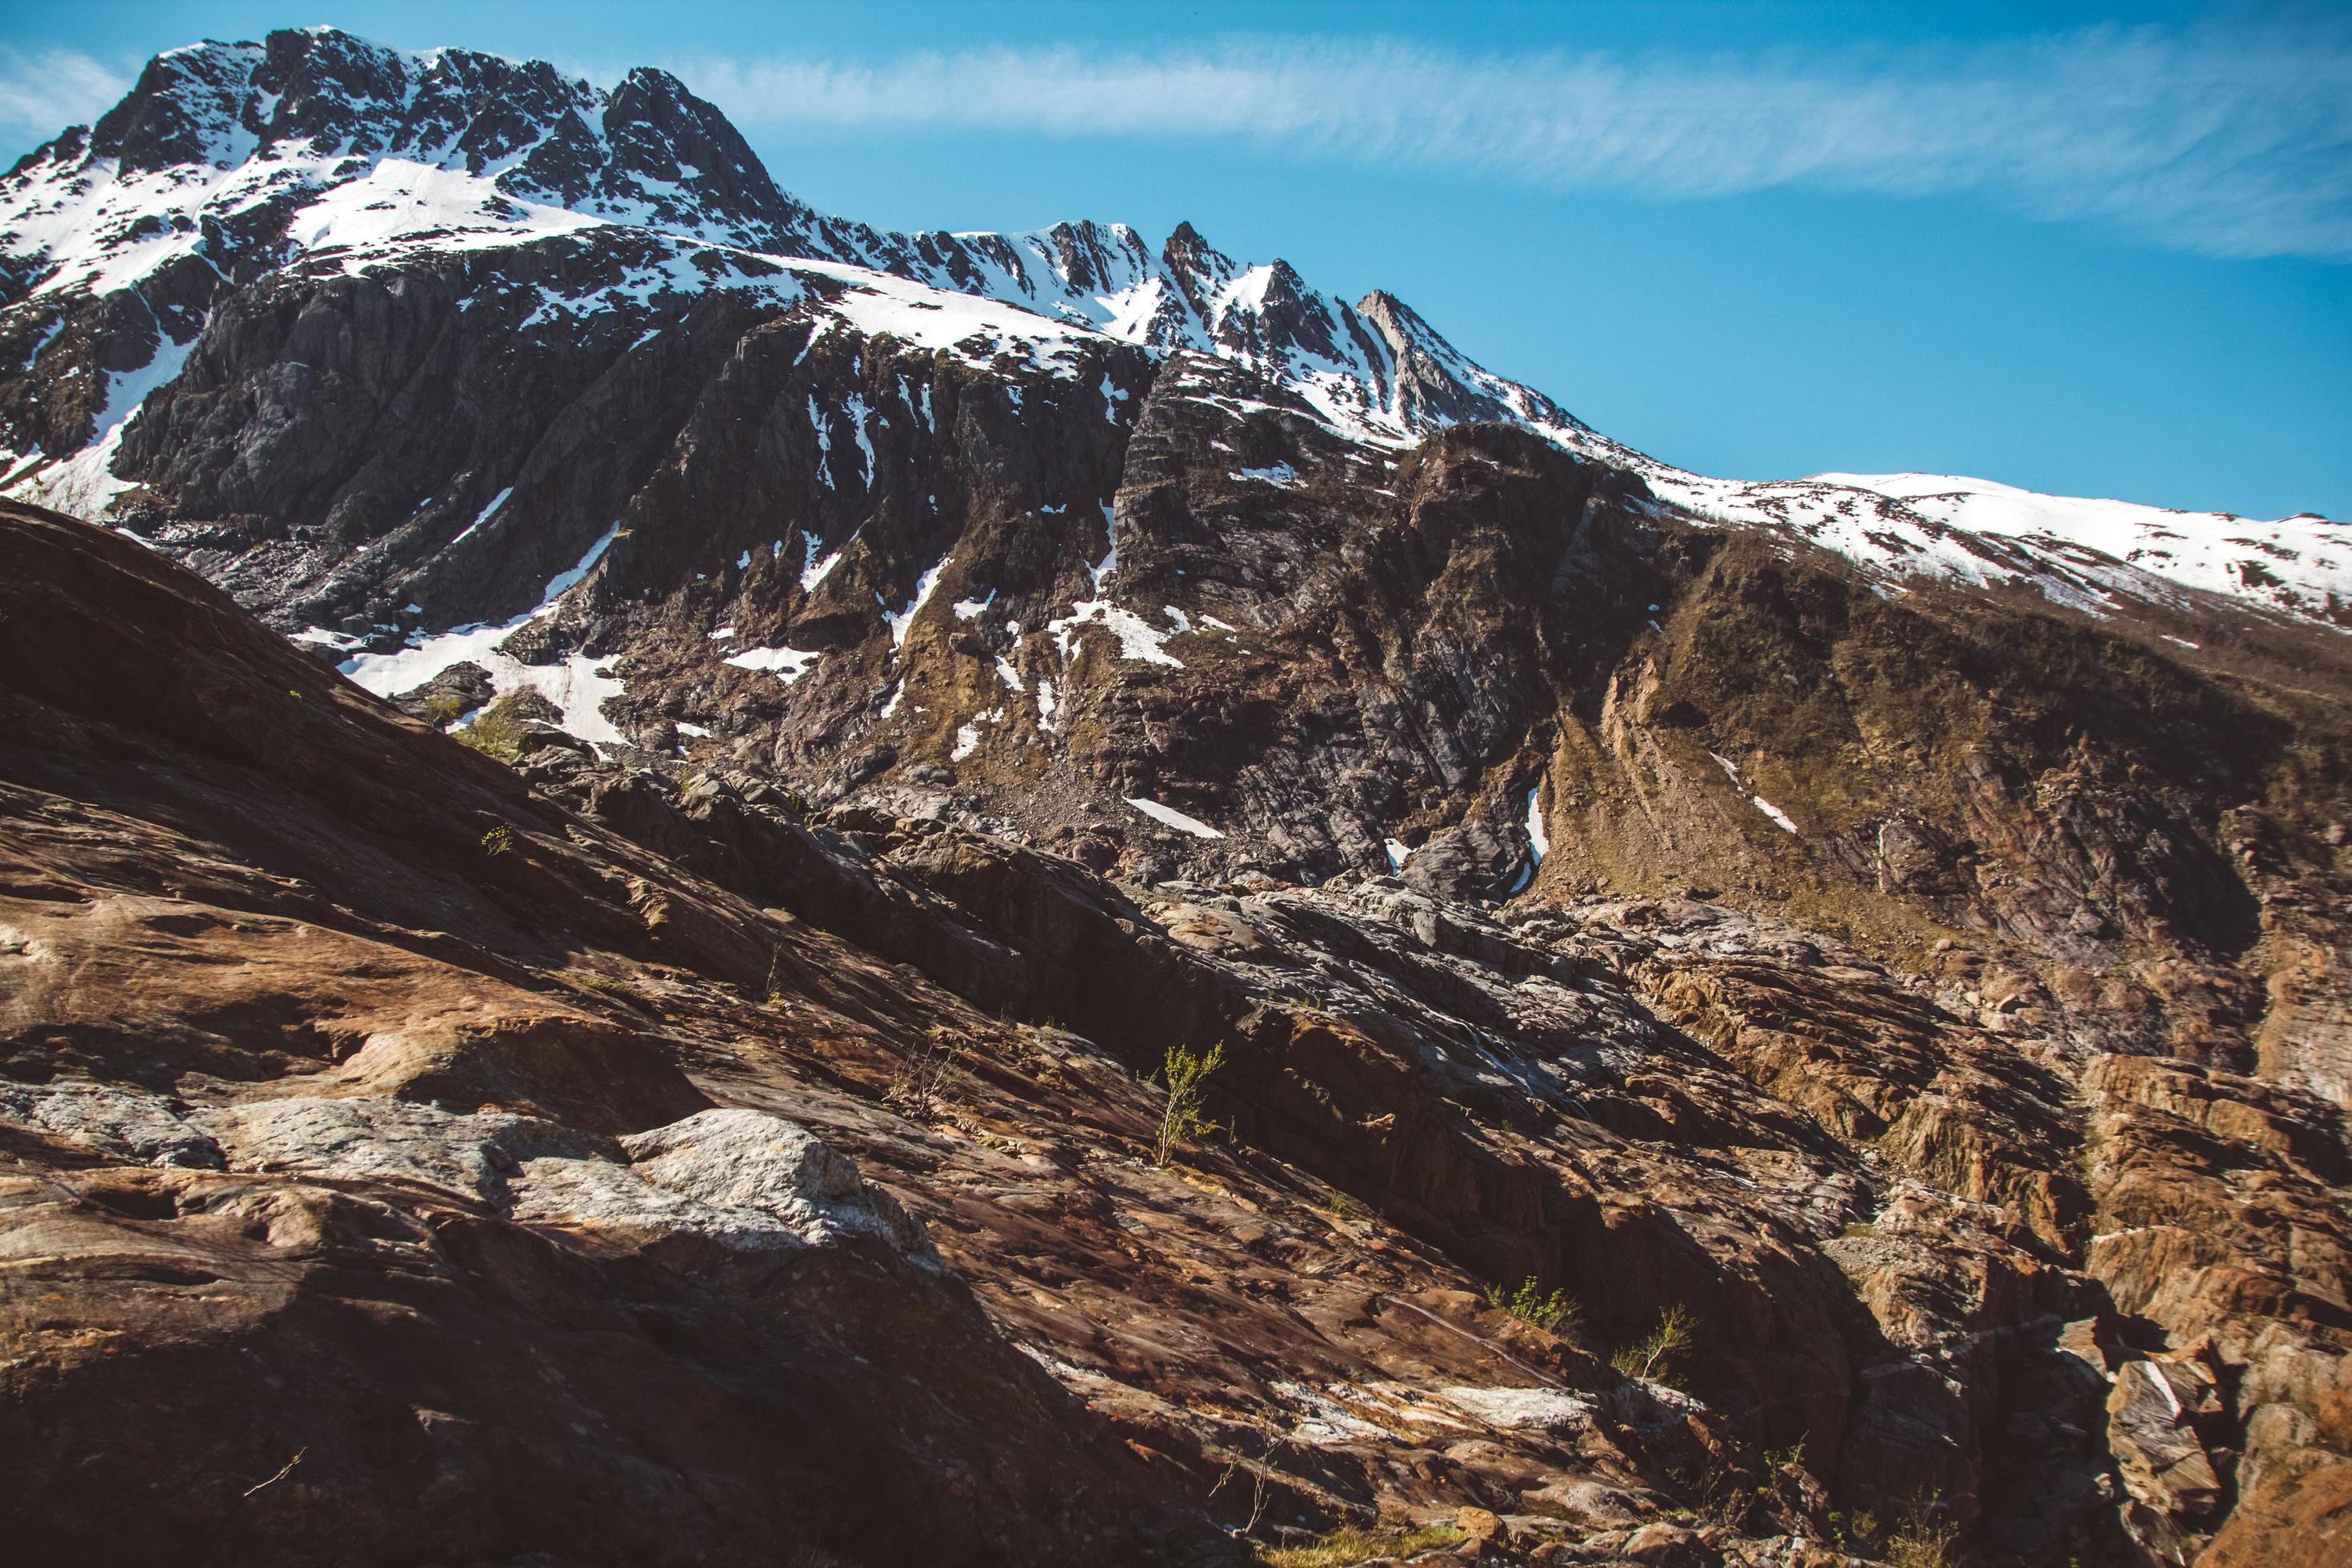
left=2, top=26, right=2350, bottom=1568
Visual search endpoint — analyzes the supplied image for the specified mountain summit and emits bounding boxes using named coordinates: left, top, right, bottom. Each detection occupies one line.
left=2, top=26, right=2343, bottom=625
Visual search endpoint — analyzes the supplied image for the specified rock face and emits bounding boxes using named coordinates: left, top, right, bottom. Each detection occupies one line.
left=2, top=25, right=2350, bottom=1568
left=6, top=496, right=2350, bottom=1564
left=0, top=504, right=1222, bottom=1566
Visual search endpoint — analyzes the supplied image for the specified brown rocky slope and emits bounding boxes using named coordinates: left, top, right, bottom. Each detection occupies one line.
left=5, top=467, right=2350, bottom=1566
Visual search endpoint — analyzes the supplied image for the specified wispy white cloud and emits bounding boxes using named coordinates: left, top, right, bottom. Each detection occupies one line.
left=8, top=26, right=2345, bottom=261
left=676, top=22, right=2352, bottom=261
left=0, top=48, right=130, bottom=147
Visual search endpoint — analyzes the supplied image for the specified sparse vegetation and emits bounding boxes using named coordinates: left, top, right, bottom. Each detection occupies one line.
left=886, top=1025, right=960, bottom=1119
left=456, top=693, right=530, bottom=761
left=1826, top=1508, right=1882, bottom=1556
left=421, top=691, right=466, bottom=726
left=1208, top=1445, right=1274, bottom=1538
left=1681, top=1462, right=1758, bottom=1530
left=479, top=824, right=514, bottom=857
left=1152, top=1041, right=1226, bottom=1166
left=1480, top=1276, right=1581, bottom=1335
left=575, top=972, right=644, bottom=1007
left=1254, top=1524, right=1464, bottom=1567
left=1670, top=1438, right=1814, bottom=1532
left=1886, top=1514, right=1961, bottom=1568
left=1822, top=1492, right=1960, bottom=1565
left=1610, top=1302, right=1698, bottom=1386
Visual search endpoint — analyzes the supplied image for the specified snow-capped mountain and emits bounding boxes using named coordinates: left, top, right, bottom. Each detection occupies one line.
left=10, top=33, right=2352, bottom=1566
left=1, top=23, right=2343, bottom=631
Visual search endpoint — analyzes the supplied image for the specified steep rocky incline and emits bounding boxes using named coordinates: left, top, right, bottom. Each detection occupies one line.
left=3, top=484, right=2349, bottom=1562
left=0, top=502, right=1230, bottom=1566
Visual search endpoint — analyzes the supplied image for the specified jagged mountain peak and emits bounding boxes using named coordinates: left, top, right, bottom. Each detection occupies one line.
left=3, top=26, right=818, bottom=311
left=0, top=28, right=1544, bottom=465
left=1, top=25, right=2344, bottom=630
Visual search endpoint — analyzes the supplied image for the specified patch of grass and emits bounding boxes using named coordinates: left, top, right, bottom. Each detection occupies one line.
left=575, top=972, right=645, bottom=1008
left=421, top=690, right=466, bottom=726
left=1480, top=1276, right=1582, bottom=1336
left=1610, top=1302, right=1698, bottom=1386
left=1254, top=1525, right=1465, bottom=1567
left=456, top=693, right=530, bottom=762
left=1153, top=1041, right=1226, bottom=1167
left=479, top=824, right=515, bottom=857
left=1886, top=1515, right=1961, bottom=1568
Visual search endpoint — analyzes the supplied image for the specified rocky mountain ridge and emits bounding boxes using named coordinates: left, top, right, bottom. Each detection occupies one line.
left=2, top=26, right=2344, bottom=627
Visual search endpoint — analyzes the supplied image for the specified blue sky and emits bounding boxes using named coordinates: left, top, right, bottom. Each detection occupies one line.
left=4, top=2, right=2347, bottom=519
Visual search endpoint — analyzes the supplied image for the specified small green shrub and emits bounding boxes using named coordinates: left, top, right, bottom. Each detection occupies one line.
left=1154, top=1041, right=1226, bottom=1166
left=422, top=691, right=466, bottom=726
left=1826, top=1508, right=1885, bottom=1555
left=1611, top=1303, right=1698, bottom=1385
left=1481, top=1276, right=1581, bottom=1335
left=457, top=694, right=529, bottom=762
left=480, top=824, right=515, bottom=857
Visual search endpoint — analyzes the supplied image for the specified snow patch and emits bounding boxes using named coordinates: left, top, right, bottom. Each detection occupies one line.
left=883, top=554, right=952, bottom=650
left=801, top=530, right=846, bottom=590
left=1049, top=600, right=1182, bottom=667
left=4, top=335, right=195, bottom=517
left=451, top=486, right=512, bottom=546
left=1126, top=798, right=1225, bottom=839
left=337, top=526, right=628, bottom=747
left=722, top=646, right=820, bottom=683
